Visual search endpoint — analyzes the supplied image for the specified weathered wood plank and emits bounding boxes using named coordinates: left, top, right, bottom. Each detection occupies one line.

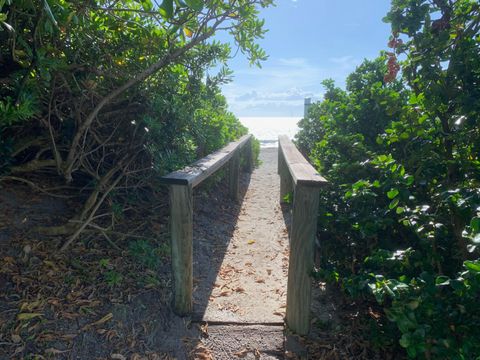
left=169, top=184, right=193, bottom=315
left=245, top=137, right=254, bottom=172
left=278, top=134, right=328, bottom=335
left=286, top=185, right=320, bottom=335
left=229, top=151, right=240, bottom=202
left=278, top=135, right=327, bottom=187
left=278, top=146, right=293, bottom=203
left=160, top=134, right=252, bottom=188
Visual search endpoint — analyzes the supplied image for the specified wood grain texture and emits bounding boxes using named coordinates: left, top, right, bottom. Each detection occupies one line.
left=278, top=135, right=327, bottom=187
left=286, top=185, right=320, bottom=335
left=278, top=145, right=293, bottom=203
left=160, top=134, right=252, bottom=188
left=169, top=184, right=193, bottom=315
left=229, top=151, right=240, bottom=202
left=245, top=137, right=254, bottom=172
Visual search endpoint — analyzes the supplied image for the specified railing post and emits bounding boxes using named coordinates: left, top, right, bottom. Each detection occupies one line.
left=286, top=184, right=320, bottom=335
left=169, top=184, right=193, bottom=315
left=278, top=147, right=293, bottom=203
left=229, top=151, right=240, bottom=201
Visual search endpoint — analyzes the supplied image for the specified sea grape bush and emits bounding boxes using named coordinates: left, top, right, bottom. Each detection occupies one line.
left=0, top=0, right=268, bottom=243
left=297, top=0, right=480, bottom=358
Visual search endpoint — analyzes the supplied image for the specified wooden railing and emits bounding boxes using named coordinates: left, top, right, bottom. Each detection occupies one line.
left=159, top=134, right=254, bottom=315
left=278, top=135, right=328, bottom=335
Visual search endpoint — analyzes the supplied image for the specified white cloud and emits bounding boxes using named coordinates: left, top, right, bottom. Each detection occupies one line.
left=221, top=55, right=361, bottom=117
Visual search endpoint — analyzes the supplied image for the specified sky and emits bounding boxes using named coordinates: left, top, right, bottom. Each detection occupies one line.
left=214, top=0, right=393, bottom=117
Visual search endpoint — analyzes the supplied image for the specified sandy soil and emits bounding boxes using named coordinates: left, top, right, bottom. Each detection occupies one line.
left=196, top=148, right=289, bottom=324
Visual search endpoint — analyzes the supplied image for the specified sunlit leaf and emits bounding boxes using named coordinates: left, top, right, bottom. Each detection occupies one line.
left=185, top=0, right=203, bottom=11
left=464, top=260, right=480, bottom=272
left=184, top=27, right=193, bottom=38
left=387, top=189, right=399, bottom=199
left=159, top=0, right=174, bottom=19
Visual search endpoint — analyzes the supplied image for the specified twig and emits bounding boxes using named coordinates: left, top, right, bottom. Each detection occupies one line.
left=60, top=171, right=125, bottom=251
left=99, top=230, right=122, bottom=251
left=0, top=176, right=76, bottom=198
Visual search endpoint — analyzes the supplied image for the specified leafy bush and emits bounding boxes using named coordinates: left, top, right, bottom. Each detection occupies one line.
left=298, top=1, right=480, bottom=357
left=0, top=0, right=268, bottom=246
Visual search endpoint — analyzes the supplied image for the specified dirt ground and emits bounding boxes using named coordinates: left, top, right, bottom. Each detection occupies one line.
left=0, top=147, right=398, bottom=360
left=0, top=149, right=290, bottom=360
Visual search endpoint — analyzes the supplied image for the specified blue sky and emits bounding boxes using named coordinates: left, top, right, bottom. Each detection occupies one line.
left=216, top=0, right=393, bottom=117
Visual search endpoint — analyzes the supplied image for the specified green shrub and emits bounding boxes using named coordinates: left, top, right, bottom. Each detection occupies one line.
left=297, top=1, right=480, bottom=357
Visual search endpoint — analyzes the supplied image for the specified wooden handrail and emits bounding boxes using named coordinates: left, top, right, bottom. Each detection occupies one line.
left=278, top=135, right=327, bottom=335
left=278, top=135, right=327, bottom=187
left=160, top=134, right=254, bottom=315
left=160, top=134, right=252, bottom=188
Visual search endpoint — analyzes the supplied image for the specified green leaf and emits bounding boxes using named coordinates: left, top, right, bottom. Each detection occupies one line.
left=387, top=188, right=399, bottom=199
left=470, top=217, right=480, bottom=233
left=405, top=175, right=414, bottom=186
left=464, top=260, right=480, bottom=272
left=399, top=333, right=411, bottom=348
left=472, top=233, right=480, bottom=244
left=435, top=276, right=450, bottom=286
left=185, top=0, right=203, bottom=11
left=159, top=0, right=174, bottom=19
left=389, top=198, right=399, bottom=209
left=396, top=206, right=405, bottom=214
left=141, top=0, right=153, bottom=11
left=43, top=0, right=58, bottom=28
left=1, top=20, right=13, bottom=32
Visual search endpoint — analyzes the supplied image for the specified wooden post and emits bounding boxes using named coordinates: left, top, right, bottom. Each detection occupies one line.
left=286, top=185, right=320, bottom=335
left=278, top=148, right=293, bottom=203
left=245, top=137, right=254, bottom=172
left=169, top=184, right=193, bottom=315
left=229, top=151, right=240, bottom=201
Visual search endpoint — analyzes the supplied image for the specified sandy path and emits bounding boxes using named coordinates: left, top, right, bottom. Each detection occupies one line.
left=186, top=148, right=290, bottom=359
left=200, top=148, right=289, bottom=323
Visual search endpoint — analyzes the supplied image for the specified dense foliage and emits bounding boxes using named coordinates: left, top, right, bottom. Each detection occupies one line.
left=0, top=0, right=269, bottom=248
left=296, top=1, right=480, bottom=358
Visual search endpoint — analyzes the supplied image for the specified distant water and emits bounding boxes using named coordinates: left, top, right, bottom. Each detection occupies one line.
left=240, top=117, right=301, bottom=148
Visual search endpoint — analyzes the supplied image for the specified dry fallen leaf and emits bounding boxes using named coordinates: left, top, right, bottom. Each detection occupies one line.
left=11, top=334, right=21, bottom=343
left=83, top=312, right=113, bottom=330
left=285, top=350, right=297, bottom=359
left=193, top=344, right=213, bottom=360
left=45, top=348, right=69, bottom=355
left=198, top=323, right=209, bottom=338
left=234, top=348, right=249, bottom=358
left=111, top=353, right=127, bottom=360
left=20, top=300, right=43, bottom=312
left=247, top=240, right=256, bottom=245
left=17, top=312, right=43, bottom=321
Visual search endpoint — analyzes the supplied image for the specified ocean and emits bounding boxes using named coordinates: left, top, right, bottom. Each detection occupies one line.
left=239, top=117, right=301, bottom=148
